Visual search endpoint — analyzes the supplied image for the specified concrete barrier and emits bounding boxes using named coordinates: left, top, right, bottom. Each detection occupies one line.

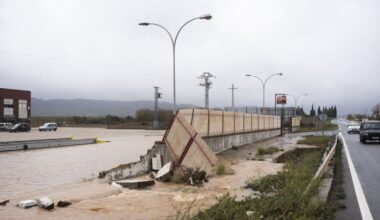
left=0, top=138, right=96, bottom=152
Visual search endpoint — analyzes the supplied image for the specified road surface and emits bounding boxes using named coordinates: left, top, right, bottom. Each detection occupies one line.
left=336, top=119, right=380, bottom=220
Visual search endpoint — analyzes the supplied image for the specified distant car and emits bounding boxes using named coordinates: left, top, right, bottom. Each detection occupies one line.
left=9, top=123, right=31, bottom=132
left=347, top=123, right=360, bottom=133
left=39, top=122, right=58, bottom=132
left=0, top=122, right=13, bottom=131
left=359, top=120, right=380, bottom=143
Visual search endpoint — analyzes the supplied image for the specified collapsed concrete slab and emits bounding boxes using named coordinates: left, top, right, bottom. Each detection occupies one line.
left=114, top=179, right=155, bottom=189
left=99, top=109, right=282, bottom=181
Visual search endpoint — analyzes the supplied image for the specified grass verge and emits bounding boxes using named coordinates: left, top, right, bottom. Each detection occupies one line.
left=298, top=120, right=338, bottom=132
left=297, top=135, right=331, bottom=147
left=191, top=147, right=331, bottom=220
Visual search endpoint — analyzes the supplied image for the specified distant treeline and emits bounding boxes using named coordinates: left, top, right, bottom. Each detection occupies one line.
left=31, top=109, right=173, bottom=129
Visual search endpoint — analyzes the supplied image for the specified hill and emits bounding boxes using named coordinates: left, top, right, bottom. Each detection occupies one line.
left=31, top=97, right=196, bottom=117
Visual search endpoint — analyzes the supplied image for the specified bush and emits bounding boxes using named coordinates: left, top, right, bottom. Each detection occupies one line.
left=213, top=160, right=233, bottom=175
left=256, top=146, right=280, bottom=156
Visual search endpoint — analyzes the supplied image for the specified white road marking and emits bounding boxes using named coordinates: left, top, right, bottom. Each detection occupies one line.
left=339, top=132, right=373, bottom=220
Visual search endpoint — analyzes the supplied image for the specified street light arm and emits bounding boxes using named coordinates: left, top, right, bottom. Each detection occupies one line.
left=246, top=75, right=264, bottom=86
left=264, top=73, right=282, bottom=86
left=146, top=23, right=175, bottom=45
left=173, top=17, right=200, bottom=45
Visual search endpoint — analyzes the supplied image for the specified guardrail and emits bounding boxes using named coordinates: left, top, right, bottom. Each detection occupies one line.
left=304, top=135, right=338, bottom=194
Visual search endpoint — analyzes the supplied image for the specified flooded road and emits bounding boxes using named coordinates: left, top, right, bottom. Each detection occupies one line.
left=0, top=128, right=164, bottom=199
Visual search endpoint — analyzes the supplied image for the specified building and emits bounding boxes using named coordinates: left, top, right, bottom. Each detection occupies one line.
left=0, top=88, right=31, bottom=123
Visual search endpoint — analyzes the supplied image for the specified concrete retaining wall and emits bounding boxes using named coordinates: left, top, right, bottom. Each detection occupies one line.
left=204, top=129, right=281, bottom=153
left=99, top=141, right=172, bottom=180
left=0, top=138, right=96, bottom=152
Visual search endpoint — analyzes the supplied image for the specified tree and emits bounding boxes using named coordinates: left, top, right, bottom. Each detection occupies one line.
left=309, top=104, right=316, bottom=117
left=317, top=106, right=322, bottom=115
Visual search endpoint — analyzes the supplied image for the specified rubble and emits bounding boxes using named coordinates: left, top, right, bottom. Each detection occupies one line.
left=36, top=197, right=54, bottom=210
left=57, top=200, right=72, bottom=208
left=17, top=200, right=37, bottom=209
left=114, top=179, right=155, bottom=189
left=0, top=199, right=9, bottom=206
left=155, top=161, right=173, bottom=182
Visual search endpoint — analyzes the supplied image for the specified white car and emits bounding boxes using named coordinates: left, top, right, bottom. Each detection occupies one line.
left=39, top=122, right=58, bottom=132
left=347, top=123, right=360, bottom=133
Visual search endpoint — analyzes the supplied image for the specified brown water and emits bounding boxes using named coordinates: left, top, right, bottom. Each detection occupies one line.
left=0, top=128, right=164, bottom=199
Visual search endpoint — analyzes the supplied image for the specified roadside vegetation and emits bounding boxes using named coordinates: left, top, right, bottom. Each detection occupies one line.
left=168, top=135, right=346, bottom=220
left=256, top=146, right=281, bottom=156
left=297, top=135, right=332, bottom=147
left=298, top=117, right=338, bottom=132
left=191, top=149, right=329, bottom=220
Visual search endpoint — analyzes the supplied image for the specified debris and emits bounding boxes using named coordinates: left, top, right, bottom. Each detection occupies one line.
left=114, top=179, right=155, bottom=189
left=0, top=199, right=9, bottom=206
left=246, top=210, right=254, bottom=216
left=231, top=146, right=238, bottom=150
left=98, top=171, right=106, bottom=178
left=151, top=154, right=162, bottom=171
left=36, top=197, right=54, bottom=210
left=183, top=167, right=208, bottom=187
left=57, top=200, right=72, bottom=208
left=17, top=200, right=38, bottom=209
left=155, top=161, right=173, bottom=182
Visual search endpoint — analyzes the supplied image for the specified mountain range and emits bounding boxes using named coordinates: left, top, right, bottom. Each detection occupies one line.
left=31, top=98, right=196, bottom=117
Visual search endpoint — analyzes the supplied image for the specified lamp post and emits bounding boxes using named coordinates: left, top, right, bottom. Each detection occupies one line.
left=139, top=14, right=212, bottom=115
left=288, top=93, right=308, bottom=116
left=245, top=73, right=283, bottom=113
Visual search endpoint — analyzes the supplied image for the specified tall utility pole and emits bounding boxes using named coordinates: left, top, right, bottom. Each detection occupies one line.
left=153, top=86, right=162, bottom=129
left=198, top=72, right=215, bottom=109
left=228, top=84, right=237, bottom=108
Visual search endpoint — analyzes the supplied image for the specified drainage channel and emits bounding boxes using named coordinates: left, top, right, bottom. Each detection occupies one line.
left=0, top=138, right=97, bottom=152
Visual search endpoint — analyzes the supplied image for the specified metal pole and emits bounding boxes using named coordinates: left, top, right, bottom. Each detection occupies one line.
left=228, top=84, right=237, bottom=108
left=153, top=86, right=161, bottom=129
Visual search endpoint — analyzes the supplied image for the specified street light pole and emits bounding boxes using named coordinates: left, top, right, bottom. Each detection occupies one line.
left=245, top=73, right=283, bottom=113
left=139, top=14, right=212, bottom=115
left=288, top=93, right=308, bottom=116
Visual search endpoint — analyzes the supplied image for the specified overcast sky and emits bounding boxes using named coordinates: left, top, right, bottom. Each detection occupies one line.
left=1, top=0, right=379, bottom=115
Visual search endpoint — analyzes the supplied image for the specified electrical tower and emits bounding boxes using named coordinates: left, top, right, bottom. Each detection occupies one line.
left=153, top=86, right=162, bottom=129
left=228, top=84, right=237, bottom=108
left=198, top=72, right=215, bottom=109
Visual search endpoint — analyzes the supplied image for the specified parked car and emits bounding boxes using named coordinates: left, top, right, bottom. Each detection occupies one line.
left=39, top=122, right=58, bottom=132
left=0, top=122, right=13, bottom=131
left=359, top=120, right=380, bottom=143
left=9, top=123, right=31, bottom=132
left=347, top=123, right=360, bottom=133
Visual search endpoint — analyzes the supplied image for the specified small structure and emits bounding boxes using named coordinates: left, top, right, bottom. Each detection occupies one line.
left=0, top=88, right=31, bottom=123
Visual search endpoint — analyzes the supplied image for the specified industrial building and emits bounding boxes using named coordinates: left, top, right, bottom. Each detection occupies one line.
left=0, top=88, right=31, bottom=123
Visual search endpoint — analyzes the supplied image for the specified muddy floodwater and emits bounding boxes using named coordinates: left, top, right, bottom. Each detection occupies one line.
left=0, top=128, right=164, bottom=199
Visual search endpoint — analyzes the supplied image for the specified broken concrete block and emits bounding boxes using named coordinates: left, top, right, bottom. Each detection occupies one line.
left=57, top=200, right=72, bottom=208
left=17, top=200, right=37, bottom=209
left=155, top=161, right=173, bottom=182
left=114, top=179, right=155, bottom=189
left=152, top=154, right=163, bottom=171
left=0, top=199, right=9, bottom=206
left=37, top=197, right=54, bottom=210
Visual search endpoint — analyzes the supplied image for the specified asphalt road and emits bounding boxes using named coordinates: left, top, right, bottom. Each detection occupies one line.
left=336, top=119, right=380, bottom=220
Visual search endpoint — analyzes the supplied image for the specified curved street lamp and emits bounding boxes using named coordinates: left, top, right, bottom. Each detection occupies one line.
left=245, top=73, right=283, bottom=112
left=139, top=14, right=212, bottom=114
left=288, top=93, right=308, bottom=116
